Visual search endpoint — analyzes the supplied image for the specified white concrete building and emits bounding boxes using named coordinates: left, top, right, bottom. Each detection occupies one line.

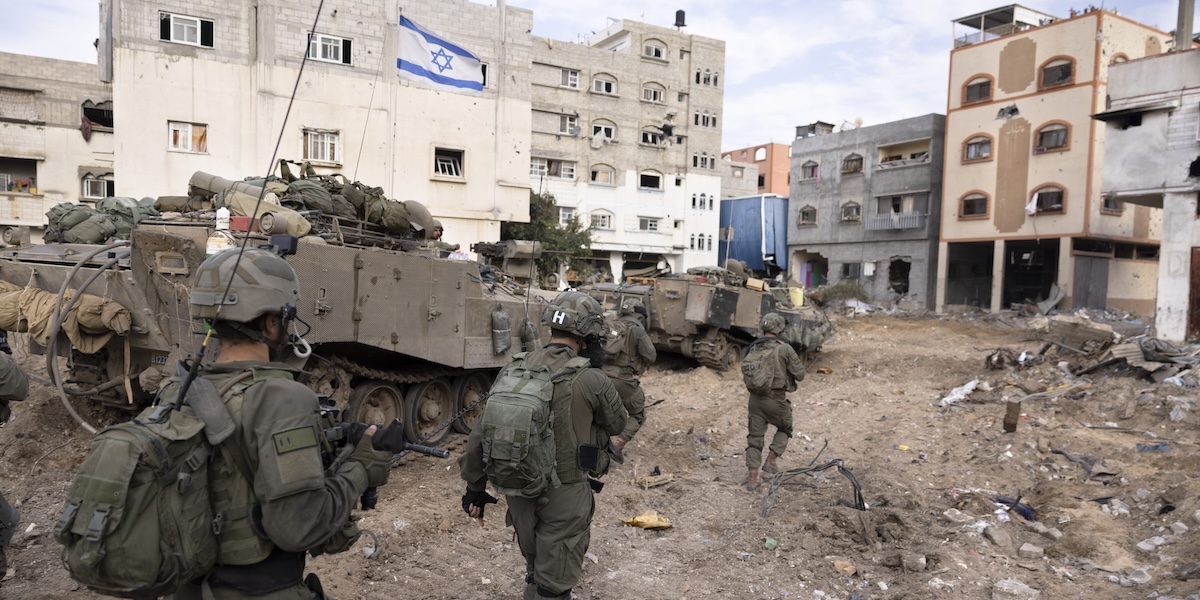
left=528, top=17, right=725, bottom=280
left=98, top=0, right=533, bottom=243
left=1096, top=48, right=1200, bottom=341
left=0, top=54, right=114, bottom=239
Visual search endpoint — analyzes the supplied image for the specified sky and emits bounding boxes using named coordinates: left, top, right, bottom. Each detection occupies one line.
left=0, top=0, right=1188, bottom=151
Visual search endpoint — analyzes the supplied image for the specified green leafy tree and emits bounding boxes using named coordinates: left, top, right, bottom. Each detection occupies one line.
left=501, top=191, right=593, bottom=281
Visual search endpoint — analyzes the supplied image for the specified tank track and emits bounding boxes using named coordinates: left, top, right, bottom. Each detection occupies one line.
left=328, top=354, right=461, bottom=385
left=692, top=339, right=726, bottom=370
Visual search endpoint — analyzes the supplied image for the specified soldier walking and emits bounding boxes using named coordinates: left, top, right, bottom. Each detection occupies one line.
left=741, top=312, right=805, bottom=491
left=602, top=300, right=656, bottom=462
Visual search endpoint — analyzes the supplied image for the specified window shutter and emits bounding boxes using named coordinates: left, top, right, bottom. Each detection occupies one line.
left=160, top=14, right=171, bottom=41
left=200, top=20, right=214, bottom=47
left=342, top=39, right=352, bottom=64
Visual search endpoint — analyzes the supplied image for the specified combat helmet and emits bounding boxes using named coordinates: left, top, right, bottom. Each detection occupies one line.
left=542, top=290, right=606, bottom=340
left=619, top=298, right=645, bottom=317
left=760, top=312, right=786, bottom=335
left=190, top=248, right=301, bottom=324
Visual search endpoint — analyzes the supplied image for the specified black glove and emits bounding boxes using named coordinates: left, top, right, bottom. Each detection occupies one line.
left=580, top=338, right=605, bottom=369
left=462, top=489, right=498, bottom=518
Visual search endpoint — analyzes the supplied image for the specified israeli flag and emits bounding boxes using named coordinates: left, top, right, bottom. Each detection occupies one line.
left=396, top=16, right=484, bottom=93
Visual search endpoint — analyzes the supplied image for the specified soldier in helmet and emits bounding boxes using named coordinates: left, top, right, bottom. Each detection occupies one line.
left=603, top=299, right=656, bottom=463
left=741, top=312, right=805, bottom=491
left=428, top=219, right=460, bottom=253
left=459, top=290, right=627, bottom=600
left=173, top=248, right=395, bottom=600
left=0, top=352, right=29, bottom=589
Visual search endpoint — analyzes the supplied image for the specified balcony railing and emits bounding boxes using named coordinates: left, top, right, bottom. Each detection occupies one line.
left=865, top=212, right=926, bottom=231
left=954, top=23, right=1027, bottom=48
left=877, top=153, right=930, bottom=169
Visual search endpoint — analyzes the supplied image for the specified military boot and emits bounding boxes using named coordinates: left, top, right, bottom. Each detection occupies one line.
left=742, top=467, right=761, bottom=492
left=762, top=450, right=780, bottom=474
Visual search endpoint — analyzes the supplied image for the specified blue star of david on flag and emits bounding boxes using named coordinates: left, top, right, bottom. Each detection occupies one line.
left=396, top=16, right=483, bottom=92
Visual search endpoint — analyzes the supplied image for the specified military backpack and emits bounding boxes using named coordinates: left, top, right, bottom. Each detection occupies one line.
left=479, top=353, right=590, bottom=498
left=602, top=318, right=639, bottom=371
left=741, top=338, right=784, bottom=395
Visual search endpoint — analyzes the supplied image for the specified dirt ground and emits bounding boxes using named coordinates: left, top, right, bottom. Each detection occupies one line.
left=3, top=313, right=1200, bottom=599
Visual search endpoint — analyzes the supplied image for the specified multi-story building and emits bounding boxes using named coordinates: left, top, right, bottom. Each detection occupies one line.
left=788, top=114, right=945, bottom=309
left=723, top=142, right=789, bottom=196
left=96, top=0, right=533, bottom=243
left=718, top=157, right=757, bottom=199
left=528, top=18, right=725, bottom=279
left=937, top=5, right=1171, bottom=314
left=0, top=54, right=114, bottom=239
left=1096, top=48, right=1200, bottom=341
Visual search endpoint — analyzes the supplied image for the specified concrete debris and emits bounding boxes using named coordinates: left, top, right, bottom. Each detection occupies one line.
left=992, top=577, right=1040, bottom=599
left=1177, top=562, right=1200, bottom=580
left=1017, top=543, right=1044, bottom=559
left=1171, top=521, right=1190, bottom=535
left=984, top=525, right=1013, bottom=549
left=1136, top=536, right=1167, bottom=552
left=943, top=508, right=976, bottom=525
left=1127, top=566, right=1152, bottom=585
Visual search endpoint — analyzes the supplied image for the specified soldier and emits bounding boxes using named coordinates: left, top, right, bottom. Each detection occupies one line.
left=428, top=219, right=460, bottom=253
left=741, top=312, right=805, bottom=491
left=459, top=290, right=627, bottom=600
left=603, top=299, right=656, bottom=463
left=0, top=352, right=29, bottom=588
left=174, top=248, right=394, bottom=599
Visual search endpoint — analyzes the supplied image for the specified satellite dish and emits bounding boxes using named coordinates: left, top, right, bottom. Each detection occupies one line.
left=568, top=126, right=581, bottom=136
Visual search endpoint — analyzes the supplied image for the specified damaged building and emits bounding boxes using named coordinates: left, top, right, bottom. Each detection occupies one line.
left=788, top=114, right=945, bottom=309
left=937, top=5, right=1172, bottom=315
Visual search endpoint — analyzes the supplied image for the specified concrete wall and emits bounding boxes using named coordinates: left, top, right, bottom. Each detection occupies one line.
left=108, top=0, right=533, bottom=244
left=719, top=158, right=757, bottom=199
left=788, top=114, right=945, bottom=308
left=724, top=143, right=789, bottom=196
left=0, top=53, right=114, bottom=230
left=528, top=19, right=726, bottom=277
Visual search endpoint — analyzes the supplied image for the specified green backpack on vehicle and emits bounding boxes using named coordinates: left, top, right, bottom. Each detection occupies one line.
left=479, top=353, right=590, bottom=498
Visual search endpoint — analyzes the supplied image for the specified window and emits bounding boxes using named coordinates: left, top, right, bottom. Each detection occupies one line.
left=530, top=158, right=576, bottom=179
left=707, top=237, right=713, bottom=251
left=754, top=148, right=767, bottom=161
left=82, top=101, right=113, bottom=129
left=590, top=211, right=612, bottom=229
left=1040, top=58, right=1074, bottom=88
left=642, top=84, right=665, bottom=104
left=481, top=63, right=489, bottom=87
left=303, top=129, right=340, bottom=164
left=693, top=153, right=714, bottom=169
left=689, top=234, right=696, bottom=249
left=964, top=76, right=992, bottom=103
left=703, top=69, right=712, bottom=85
left=964, top=135, right=992, bottom=162
left=168, top=121, right=207, bottom=153
left=639, top=217, right=659, bottom=231
left=433, top=148, right=464, bottom=178
left=638, top=171, right=663, bottom=190
left=1110, top=53, right=1129, bottom=65
left=696, top=233, right=706, bottom=249
left=757, top=175, right=765, bottom=187
left=592, top=75, right=617, bottom=95
left=1031, top=186, right=1064, bottom=214
left=159, top=12, right=213, bottom=47
left=592, top=121, right=615, bottom=140
left=82, top=177, right=114, bottom=199
left=560, top=68, right=579, bottom=88
left=559, top=114, right=578, bottom=135
left=698, top=194, right=708, bottom=210
left=960, top=192, right=989, bottom=218
left=841, top=153, right=863, bottom=174
left=643, top=40, right=666, bottom=59
left=307, top=33, right=351, bottom=65
left=590, top=164, right=615, bottom=185
left=694, top=111, right=716, bottom=128
left=1102, top=195, right=1123, bottom=213
left=558, top=207, right=575, bottom=227
left=840, top=202, right=861, bottom=222
left=841, top=263, right=862, bottom=279
left=798, top=206, right=816, bottom=225
left=801, top=161, right=819, bottom=180
left=1034, top=122, right=1069, bottom=153
left=641, top=129, right=664, bottom=145
left=732, top=167, right=744, bottom=178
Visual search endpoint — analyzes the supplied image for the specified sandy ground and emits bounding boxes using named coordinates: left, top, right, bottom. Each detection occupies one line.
left=3, top=313, right=1200, bottom=599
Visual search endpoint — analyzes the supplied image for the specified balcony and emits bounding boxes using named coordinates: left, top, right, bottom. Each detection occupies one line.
left=865, top=212, right=926, bottom=231
left=952, top=5, right=1058, bottom=48
left=877, top=152, right=930, bottom=169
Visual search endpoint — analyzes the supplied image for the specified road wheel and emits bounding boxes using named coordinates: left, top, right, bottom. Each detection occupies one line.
left=722, top=342, right=746, bottom=372
left=451, top=371, right=493, bottom=434
left=405, top=379, right=454, bottom=445
left=346, top=380, right=403, bottom=426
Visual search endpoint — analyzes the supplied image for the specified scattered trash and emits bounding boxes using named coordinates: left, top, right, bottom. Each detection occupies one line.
left=938, top=379, right=979, bottom=407
left=1135, top=442, right=1170, bottom=453
left=584, top=552, right=598, bottom=564
left=894, top=444, right=911, bottom=452
left=392, top=518, right=409, bottom=531
left=481, top=577, right=491, bottom=584
left=817, top=367, right=833, bottom=374
left=995, top=496, right=1036, bottom=521
left=737, top=551, right=754, bottom=560
left=763, top=538, right=778, bottom=550
left=621, top=511, right=672, bottom=530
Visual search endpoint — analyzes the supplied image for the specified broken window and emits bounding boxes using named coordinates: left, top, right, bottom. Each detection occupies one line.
left=1032, top=186, right=1064, bottom=213
left=964, top=136, right=991, bottom=161
left=168, top=121, right=207, bottom=153
left=798, top=206, right=817, bottom=226
left=590, top=164, right=615, bottom=185
left=433, top=147, right=464, bottom=178
left=1035, top=123, right=1069, bottom=153
left=307, top=32, right=352, bottom=65
left=0, top=158, right=37, bottom=193
left=82, top=101, right=114, bottom=129
left=303, top=129, right=340, bottom=164
left=801, top=161, right=819, bottom=180
left=840, top=202, right=861, bottom=222
left=638, top=171, right=663, bottom=190
left=592, top=75, right=617, bottom=95
left=841, top=153, right=863, bottom=174
left=964, top=76, right=992, bottom=103
left=1041, top=58, right=1074, bottom=88
left=160, top=12, right=214, bottom=47
left=559, top=114, right=578, bottom=135
left=561, top=68, right=579, bottom=88
left=641, top=129, right=664, bottom=145
left=960, top=193, right=988, bottom=217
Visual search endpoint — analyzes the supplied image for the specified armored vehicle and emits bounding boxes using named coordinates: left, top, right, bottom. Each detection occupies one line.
left=0, top=170, right=545, bottom=445
left=580, top=268, right=832, bottom=371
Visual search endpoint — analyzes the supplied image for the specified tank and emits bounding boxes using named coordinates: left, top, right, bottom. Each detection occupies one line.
left=580, top=268, right=832, bottom=370
left=0, top=169, right=548, bottom=446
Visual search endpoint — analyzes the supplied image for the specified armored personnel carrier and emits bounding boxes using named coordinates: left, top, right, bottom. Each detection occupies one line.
left=580, top=267, right=831, bottom=370
left=0, top=169, right=545, bottom=445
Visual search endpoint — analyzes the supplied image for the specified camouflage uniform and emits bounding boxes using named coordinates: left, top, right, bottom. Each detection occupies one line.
left=744, top=315, right=805, bottom=472
left=460, top=291, right=627, bottom=600
left=0, top=353, right=29, bottom=581
left=173, top=248, right=393, bottom=599
left=601, top=313, right=656, bottom=442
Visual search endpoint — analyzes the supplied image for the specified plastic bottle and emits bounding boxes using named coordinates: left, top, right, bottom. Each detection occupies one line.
left=215, top=206, right=231, bottom=231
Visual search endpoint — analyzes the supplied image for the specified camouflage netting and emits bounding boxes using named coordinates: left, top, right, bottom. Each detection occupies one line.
left=0, top=280, right=132, bottom=354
